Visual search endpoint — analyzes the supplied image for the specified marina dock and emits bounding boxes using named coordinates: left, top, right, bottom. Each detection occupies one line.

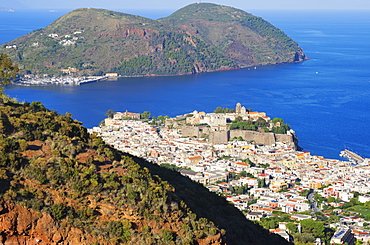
left=340, top=149, right=364, bottom=163
left=15, top=76, right=107, bottom=86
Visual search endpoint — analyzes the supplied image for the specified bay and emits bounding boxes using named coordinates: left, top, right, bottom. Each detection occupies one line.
left=2, top=9, right=370, bottom=160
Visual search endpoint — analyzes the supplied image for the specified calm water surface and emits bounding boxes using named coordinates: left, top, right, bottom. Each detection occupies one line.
left=2, top=9, right=370, bottom=159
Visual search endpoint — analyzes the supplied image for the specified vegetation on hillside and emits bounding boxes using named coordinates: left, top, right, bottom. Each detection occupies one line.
left=0, top=91, right=289, bottom=244
left=111, top=32, right=236, bottom=76
left=161, top=3, right=306, bottom=66
left=212, top=106, right=291, bottom=134
left=213, top=107, right=236, bottom=114
left=0, top=54, right=19, bottom=85
left=1, top=3, right=306, bottom=77
left=256, top=212, right=334, bottom=244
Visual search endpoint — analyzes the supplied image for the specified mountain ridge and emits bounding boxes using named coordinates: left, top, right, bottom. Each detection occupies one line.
left=160, top=3, right=305, bottom=66
left=1, top=3, right=306, bottom=77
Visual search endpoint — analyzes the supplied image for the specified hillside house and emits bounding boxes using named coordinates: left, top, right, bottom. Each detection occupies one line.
left=330, top=228, right=355, bottom=245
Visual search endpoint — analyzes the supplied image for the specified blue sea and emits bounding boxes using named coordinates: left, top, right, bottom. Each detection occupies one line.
left=1, top=9, right=370, bottom=160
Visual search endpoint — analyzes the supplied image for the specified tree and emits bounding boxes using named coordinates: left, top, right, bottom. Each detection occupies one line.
left=347, top=197, right=360, bottom=207
left=161, top=229, right=174, bottom=242
left=214, top=107, right=235, bottom=113
left=30, top=101, right=46, bottom=112
left=259, top=218, right=278, bottom=230
left=105, top=109, right=115, bottom=119
left=257, top=178, right=265, bottom=188
left=140, top=111, right=151, bottom=119
left=286, top=222, right=298, bottom=233
left=364, top=201, right=370, bottom=209
left=293, top=233, right=315, bottom=243
left=327, top=196, right=336, bottom=203
left=49, top=203, right=67, bottom=220
left=300, top=219, right=325, bottom=238
left=229, top=171, right=237, bottom=181
left=235, top=184, right=248, bottom=194
left=272, top=118, right=284, bottom=124
left=0, top=53, right=19, bottom=85
left=255, top=117, right=268, bottom=127
left=234, top=116, right=243, bottom=122
left=272, top=124, right=290, bottom=134
left=236, top=171, right=247, bottom=178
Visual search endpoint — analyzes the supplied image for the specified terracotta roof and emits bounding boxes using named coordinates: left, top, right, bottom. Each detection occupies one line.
left=236, top=162, right=250, bottom=166
left=188, top=156, right=202, bottom=160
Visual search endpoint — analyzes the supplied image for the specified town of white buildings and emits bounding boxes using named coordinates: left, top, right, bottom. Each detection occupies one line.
left=89, top=104, right=370, bottom=244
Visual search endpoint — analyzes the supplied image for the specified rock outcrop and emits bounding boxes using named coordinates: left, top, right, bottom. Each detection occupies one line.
left=0, top=200, right=94, bottom=245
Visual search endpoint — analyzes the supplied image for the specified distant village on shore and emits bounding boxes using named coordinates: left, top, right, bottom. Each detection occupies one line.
left=13, top=72, right=119, bottom=86
left=89, top=103, right=370, bottom=245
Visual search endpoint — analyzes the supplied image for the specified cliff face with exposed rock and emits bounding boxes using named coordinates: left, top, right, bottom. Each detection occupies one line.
left=0, top=199, right=224, bottom=245
left=1, top=3, right=306, bottom=77
left=0, top=199, right=95, bottom=245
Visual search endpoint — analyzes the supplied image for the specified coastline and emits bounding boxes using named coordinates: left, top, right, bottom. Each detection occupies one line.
left=15, top=56, right=309, bottom=85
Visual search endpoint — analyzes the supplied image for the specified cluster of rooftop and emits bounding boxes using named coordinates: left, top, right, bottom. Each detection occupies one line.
left=89, top=104, right=370, bottom=244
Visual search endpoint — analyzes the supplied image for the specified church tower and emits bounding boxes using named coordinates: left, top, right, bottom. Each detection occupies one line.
left=236, top=102, right=242, bottom=114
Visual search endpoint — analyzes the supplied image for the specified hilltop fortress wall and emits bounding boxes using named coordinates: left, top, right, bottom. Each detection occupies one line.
left=230, top=130, right=276, bottom=145
left=177, top=103, right=297, bottom=148
left=210, top=130, right=229, bottom=144
left=179, top=126, right=295, bottom=146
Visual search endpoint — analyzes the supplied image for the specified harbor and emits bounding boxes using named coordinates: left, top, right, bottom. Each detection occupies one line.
left=14, top=75, right=107, bottom=86
left=340, top=149, right=370, bottom=165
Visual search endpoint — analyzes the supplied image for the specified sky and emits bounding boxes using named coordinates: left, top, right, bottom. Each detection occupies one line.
left=3, top=0, right=370, bottom=11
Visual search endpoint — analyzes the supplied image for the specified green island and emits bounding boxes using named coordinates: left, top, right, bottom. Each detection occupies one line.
left=1, top=3, right=306, bottom=78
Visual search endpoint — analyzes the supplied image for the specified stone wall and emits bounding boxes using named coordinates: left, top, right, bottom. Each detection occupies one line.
left=275, top=134, right=294, bottom=144
left=179, top=126, right=296, bottom=148
left=209, top=130, right=229, bottom=144
left=230, top=130, right=276, bottom=145
left=180, top=125, right=211, bottom=138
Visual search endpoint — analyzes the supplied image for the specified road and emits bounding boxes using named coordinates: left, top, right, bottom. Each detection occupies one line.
left=307, top=189, right=321, bottom=213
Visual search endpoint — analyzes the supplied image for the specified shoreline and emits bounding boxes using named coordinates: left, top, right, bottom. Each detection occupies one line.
left=13, top=58, right=309, bottom=86
left=13, top=75, right=107, bottom=86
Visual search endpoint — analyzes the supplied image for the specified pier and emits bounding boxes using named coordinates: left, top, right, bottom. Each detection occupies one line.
left=340, top=149, right=364, bottom=164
